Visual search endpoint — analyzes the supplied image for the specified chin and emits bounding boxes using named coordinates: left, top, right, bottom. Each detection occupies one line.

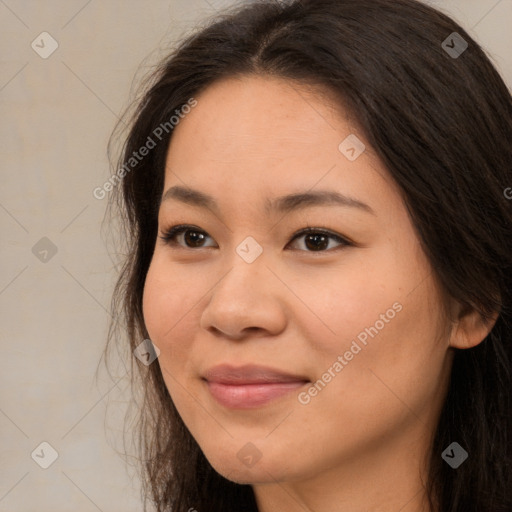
left=220, top=469, right=271, bottom=485
left=203, top=445, right=302, bottom=486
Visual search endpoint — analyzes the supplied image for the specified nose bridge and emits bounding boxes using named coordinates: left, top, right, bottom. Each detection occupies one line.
left=234, top=234, right=265, bottom=266
left=199, top=237, right=284, bottom=338
left=220, top=235, right=268, bottom=295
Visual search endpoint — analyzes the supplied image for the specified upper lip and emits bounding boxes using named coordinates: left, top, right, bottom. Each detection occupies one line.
left=202, top=364, right=310, bottom=385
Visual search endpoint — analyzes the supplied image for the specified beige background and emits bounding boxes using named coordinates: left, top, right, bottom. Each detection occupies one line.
left=1, top=1, right=511, bottom=511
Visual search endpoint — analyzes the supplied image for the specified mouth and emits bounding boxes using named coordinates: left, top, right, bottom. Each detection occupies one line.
left=202, top=364, right=310, bottom=409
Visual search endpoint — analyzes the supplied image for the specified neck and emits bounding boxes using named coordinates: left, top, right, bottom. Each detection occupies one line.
left=252, top=427, right=437, bottom=512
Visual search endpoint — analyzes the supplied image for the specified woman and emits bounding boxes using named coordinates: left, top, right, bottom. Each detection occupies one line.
left=104, top=0, right=512, bottom=510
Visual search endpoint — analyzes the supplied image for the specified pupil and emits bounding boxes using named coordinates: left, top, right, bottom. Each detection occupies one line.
left=305, top=233, right=327, bottom=251
left=183, top=231, right=329, bottom=250
left=185, top=230, right=204, bottom=247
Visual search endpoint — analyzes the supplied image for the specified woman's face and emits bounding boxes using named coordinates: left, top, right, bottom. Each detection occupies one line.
left=142, top=75, right=455, bottom=489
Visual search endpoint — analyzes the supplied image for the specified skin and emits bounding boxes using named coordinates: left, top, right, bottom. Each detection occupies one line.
left=142, top=75, right=496, bottom=512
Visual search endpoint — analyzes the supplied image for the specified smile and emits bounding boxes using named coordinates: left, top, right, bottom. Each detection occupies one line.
left=204, top=380, right=308, bottom=409
left=201, top=363, right=310, bottom=409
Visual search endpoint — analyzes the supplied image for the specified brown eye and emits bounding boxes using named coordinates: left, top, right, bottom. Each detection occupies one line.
left=288, top=228, right=351, bottom=252
left=159, top=225, right=216, bottom=248
left=159, top=225, right=352, bottom=252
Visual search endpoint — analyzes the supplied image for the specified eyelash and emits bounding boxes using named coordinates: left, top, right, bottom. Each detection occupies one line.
left=158, top=224, right=353, bottom=253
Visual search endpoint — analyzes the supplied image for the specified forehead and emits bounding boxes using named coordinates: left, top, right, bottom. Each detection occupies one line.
left=168, top=75, right=355, bottom=158
left=162, top=74, right=398, bottom=214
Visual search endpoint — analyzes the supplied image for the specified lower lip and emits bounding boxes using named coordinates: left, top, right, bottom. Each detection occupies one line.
left=205, top=380, right=308, bottom=409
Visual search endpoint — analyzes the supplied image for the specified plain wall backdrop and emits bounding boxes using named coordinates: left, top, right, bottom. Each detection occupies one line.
left=1, top=1, right=511, bottom=510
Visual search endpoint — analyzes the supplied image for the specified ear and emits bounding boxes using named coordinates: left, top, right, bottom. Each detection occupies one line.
left=449, top=302, right=500, bottom=349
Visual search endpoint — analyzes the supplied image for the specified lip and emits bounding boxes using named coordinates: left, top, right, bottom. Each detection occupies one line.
left=202, top=364, right=310, bottom=409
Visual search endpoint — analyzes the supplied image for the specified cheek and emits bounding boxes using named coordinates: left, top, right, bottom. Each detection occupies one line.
left=142, top=259, right=189, bottom=355
left=286, top=252, right=402, bottom=363
left=142, top=262, right=169, bottom=343
left=142, top=256, right=210, bottom=385
left=291, top=246, right=448, bottom=412
left=142, top=261, right=194, bottom=407
left=303, top=276, right=448, bottom=426
left=141, top=258, right=220, bottom=448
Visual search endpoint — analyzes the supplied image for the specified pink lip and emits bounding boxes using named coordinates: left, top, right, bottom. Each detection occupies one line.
left=202, top=364, right=309, bottom=409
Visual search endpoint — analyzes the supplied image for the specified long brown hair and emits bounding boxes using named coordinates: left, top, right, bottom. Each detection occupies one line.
left=103, top=1, right=512, bottom=510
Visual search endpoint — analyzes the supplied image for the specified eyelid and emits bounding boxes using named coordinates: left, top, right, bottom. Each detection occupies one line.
left=158, top=224, right=353, bottom=252
left=159, top=224, right=216, bottom=248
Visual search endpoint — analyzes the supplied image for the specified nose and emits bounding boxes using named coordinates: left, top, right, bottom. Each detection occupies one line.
left=199, top=254, right=287, bottom=341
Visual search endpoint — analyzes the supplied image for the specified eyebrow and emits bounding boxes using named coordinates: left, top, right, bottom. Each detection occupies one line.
left=160, top=185, right=376, bottom=216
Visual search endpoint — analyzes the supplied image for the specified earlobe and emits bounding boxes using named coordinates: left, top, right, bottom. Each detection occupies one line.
left=449, top=302, right=500, bottom=350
